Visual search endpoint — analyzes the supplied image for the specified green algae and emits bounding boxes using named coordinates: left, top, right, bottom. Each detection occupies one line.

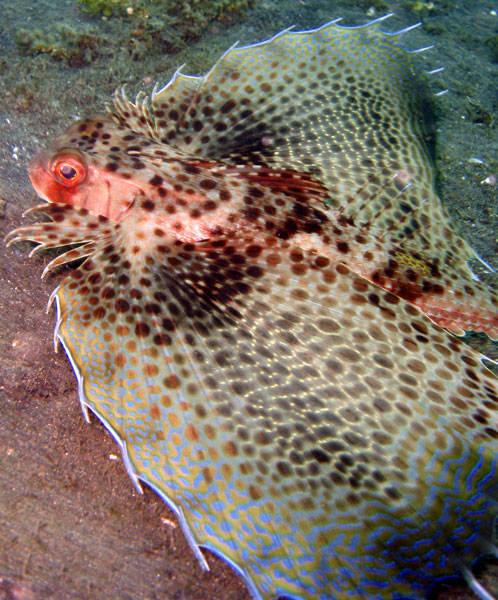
left=15, top=24, right=103, bottom=67
left=77, top=0, right=133, bottom=17
left=77, top=0, right=259, bottom=31
left=13, top=1, right=260, bottom=72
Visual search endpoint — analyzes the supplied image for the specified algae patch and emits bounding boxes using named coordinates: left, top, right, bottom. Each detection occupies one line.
left=15, top=24, right=103, bottom=68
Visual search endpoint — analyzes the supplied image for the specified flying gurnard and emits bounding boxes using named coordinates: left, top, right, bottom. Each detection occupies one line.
left=7, top=15, right=498, bottom=600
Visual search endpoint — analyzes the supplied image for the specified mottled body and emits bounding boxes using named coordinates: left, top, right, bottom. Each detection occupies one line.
left=7, top=16, right=498, bottom=600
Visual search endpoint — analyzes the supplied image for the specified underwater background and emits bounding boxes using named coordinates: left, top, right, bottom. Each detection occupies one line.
left=0, top=0, right=496, bottom=598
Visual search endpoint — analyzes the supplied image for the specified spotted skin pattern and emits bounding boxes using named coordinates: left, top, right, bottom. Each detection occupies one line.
left=6, top=18, right=498, bottom=600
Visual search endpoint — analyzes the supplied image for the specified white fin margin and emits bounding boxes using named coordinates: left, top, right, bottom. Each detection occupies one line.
left=149, top=475, right=270, bottom=600
left=50, top=288, right=271, bottom=599
left=473, top=252, right=497, bottom=274
left=53, top=292, right=90, bottom=423
left=51, top=290, right=225, bottom=565
left=461, top=565, right=497, bottom=600
left=389, top=21, right=421, bottom=36
left=410, top=44, right=434, bottom=54
left=152, top=14, right=427, bottom=103
left=427, top=66, right=445, bottom=75
left=54, top=290, right=144, bottom=492
left=48, top=284, right=61, bottom=353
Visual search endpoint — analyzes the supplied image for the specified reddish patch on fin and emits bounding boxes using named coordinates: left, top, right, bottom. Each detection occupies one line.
left=224, top=165, right=329, bottom=201
left=367, top=260, right=498, bottom=339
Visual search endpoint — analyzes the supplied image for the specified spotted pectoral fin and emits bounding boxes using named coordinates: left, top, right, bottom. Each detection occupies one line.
left=59, top=227, right=498, bottom=600
left=8, top=204, right=498, bottom=599
left=111, top=17, right=427, bottom=178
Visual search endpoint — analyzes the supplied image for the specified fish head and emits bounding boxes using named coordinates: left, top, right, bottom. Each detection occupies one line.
left=27, top=115, right=249, bottom=242
left=28, top=116, right=148, bottom=222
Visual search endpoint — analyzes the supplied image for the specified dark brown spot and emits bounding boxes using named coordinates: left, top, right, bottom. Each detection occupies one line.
left=154, top=333, right=171, bottom=346
left=200, top=179, right=217, bottom=190
left=115, top=299, right=130, bottom=313
left=142, top=199, right=155, bottom=212
left=311, top=448, right=330, bottom=463
left=249, top=485, right=264, bottom=500
left=93, top=306, right=106, bottom=319
left=336, top=240, right=349, bottom=253
left=246, top=244, right=263, bottom=257
left=247, top=265, right=264, bottom=278
left=164, top=374, right=180, bottom=389
left=276, top=461, right=293, bottom=477
left=221, top=99, right=236, bottom=114
left=203, top=200, right=217, bottom=211
left=101, top=286, right=115, bottom=299
left=145, top=302, right=161, bottom=315
left=135, top=322, right=150, bottom=337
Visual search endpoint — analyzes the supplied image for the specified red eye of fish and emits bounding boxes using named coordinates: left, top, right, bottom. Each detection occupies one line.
left=51, top=154, right=86, bottom=187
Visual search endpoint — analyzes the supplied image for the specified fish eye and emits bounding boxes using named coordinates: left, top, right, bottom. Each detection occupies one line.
left=60, top=164, right=78, bottom=179
left=51, top=152, right=86, bottom=187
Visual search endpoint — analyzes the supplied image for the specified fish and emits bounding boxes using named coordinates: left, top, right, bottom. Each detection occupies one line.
left=6, top=14, right=498, bottom=600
